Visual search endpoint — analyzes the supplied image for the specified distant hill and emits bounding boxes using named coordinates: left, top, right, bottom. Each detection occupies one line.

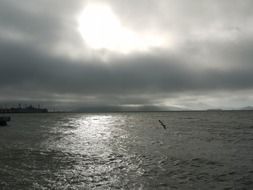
left=206, top=109, right=223, bottom=111
left=241, top=106, right=253, bottom=110
left=74, top=105, right=187, bottom=112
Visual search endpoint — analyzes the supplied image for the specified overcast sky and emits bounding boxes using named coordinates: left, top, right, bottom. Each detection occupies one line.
left=0, top=0, right=253, bottom=111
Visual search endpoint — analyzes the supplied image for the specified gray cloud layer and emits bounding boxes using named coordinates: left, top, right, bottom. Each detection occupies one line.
left=0, top=0, right=253, bottom=110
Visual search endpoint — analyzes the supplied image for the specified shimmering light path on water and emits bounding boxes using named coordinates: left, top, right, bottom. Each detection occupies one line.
left=0, top=112, right=253, bottom=189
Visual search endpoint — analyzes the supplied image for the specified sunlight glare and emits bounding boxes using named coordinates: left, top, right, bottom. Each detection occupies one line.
left=77, top=3, right=166, bottom=53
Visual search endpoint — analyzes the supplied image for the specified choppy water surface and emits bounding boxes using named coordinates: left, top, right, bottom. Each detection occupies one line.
left=0, top=111, right=253, bottom=189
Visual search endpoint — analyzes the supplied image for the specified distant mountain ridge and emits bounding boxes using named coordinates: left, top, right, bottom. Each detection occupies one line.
left=241, top=106, right=253, bottom=110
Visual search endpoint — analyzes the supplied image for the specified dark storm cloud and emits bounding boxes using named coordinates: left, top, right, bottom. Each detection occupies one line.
left=1, top=37, right=253, bottom=96
left=0, top=0, right=253, bottom=110
left=0, top=0, right=84, bottom=50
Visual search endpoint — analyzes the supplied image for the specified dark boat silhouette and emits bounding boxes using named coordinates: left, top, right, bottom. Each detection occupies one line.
left=0, top=116, right=11, bottom=126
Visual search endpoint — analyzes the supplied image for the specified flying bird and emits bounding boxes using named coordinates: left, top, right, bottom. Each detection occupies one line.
left=158, top=120, right=167, bottom=129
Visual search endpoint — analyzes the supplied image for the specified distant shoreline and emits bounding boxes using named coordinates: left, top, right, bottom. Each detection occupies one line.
left=0, top=105, right=48, bottom=114
left=1, top=110, right=253, bottom=114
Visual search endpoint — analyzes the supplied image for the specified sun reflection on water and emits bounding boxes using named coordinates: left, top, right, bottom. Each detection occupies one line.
left=53, top=114, right=128, bottom=156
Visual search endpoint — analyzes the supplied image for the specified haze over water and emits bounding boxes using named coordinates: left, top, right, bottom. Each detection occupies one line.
left=0, top=111, right=253, bottom=189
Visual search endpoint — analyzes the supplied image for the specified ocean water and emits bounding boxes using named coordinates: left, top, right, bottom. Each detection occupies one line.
left=0, top=111, right=253, bottom=189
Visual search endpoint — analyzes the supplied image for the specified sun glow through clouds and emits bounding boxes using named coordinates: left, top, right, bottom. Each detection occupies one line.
left=78, top=3, right=166, bottom=53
